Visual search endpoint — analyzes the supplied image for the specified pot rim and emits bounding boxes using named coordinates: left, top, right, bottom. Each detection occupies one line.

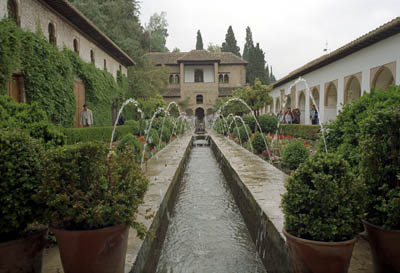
left=283, top=228, right=357, bottom=246
left=362, top=220, right=400, bottom=233
left=50, top=223, right=127, bottom=233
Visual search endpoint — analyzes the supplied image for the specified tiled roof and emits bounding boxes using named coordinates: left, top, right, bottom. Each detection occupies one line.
left=145, top=50, right=247, bottom=65
left=273, top=16, right=400, bottom=89
left=41, top=0, right=135, bottom=66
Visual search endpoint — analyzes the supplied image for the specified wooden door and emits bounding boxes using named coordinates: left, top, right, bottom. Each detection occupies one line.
left=74, top=81, right=85, bottom=128
left=8, top=75, right=22, bottom=102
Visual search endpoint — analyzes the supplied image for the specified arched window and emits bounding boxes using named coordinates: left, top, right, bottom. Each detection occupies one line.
left=73, top=39, right=79, bottom=54
left=372, top=66, right=394, bottom=91
left=219, top=74, right=224, bottom=83
left=344, top=76, right=361, bottom=104
left=90, top=50, right=95, bottom=64
left=175, top=74, right=180, bottom=84
left=169, top=74, right=174, bottom=84
left=7, top=0, right=18, bottom=24
left=224, top=74, right=229, bottom=84
left=325, top=83, right=337, bottom=107
left=48, top=23, right=56, bottom=45
left=194, top=69, right=204, bottom=83
left=104, top=59, right=107, bottom=71
left=196, top=95, right=203, bottom=104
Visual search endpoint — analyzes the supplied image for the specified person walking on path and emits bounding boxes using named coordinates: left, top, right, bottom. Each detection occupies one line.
left=284, top=107, right=294, bottom=124
left=80, top=104, right=93, bottom=127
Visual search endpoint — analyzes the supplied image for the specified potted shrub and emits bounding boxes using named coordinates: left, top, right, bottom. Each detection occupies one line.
left=0, top=130, right=47, bottom=273
left=37, top=142, right=149, bottom=273
left=281, top=152, right=365, bottom=273
left=358, top=106, right=400, bottom=273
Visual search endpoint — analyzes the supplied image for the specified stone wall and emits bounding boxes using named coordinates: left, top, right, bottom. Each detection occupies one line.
left=1, top=0, right=128, bottom=78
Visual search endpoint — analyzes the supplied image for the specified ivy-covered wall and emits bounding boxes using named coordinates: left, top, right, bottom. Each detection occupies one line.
left=0, top=19, right=128, bottom=127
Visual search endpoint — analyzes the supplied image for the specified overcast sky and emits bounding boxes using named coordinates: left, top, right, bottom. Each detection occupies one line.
left=139, top=0, right=400, bottom=79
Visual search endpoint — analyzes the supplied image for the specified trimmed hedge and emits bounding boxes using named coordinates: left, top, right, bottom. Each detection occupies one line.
left=63, top=125, right=135, bottom=145
left=279, top=124, right=320, bottom=140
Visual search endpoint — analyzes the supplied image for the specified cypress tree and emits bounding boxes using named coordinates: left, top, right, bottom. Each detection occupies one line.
left=221, top=26, right=241, bottom=57
left=196, top=30, right=203, bottom=50
left=243, top=26, right=254, bottom=61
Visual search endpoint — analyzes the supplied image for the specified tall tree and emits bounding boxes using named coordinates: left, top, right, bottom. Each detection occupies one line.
left=146, top=12, right=169, bottom=52
left=68, top=0, right=147, bottom=61
left=207, top=43, right=221, bottom=53
left=221, top=26, right=241, bottom=57
left=242, top=26, right=254, bottom=61
left=269, top=66, right=276, bottom=83
left=196, top=30, right=203, bottom=50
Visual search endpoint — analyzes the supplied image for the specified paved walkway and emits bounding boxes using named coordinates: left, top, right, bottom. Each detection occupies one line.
left=42, top=133, right=192, bottom=273
left=210, top=131, right=373, bottom=273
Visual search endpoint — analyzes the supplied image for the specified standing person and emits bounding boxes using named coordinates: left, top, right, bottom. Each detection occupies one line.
left=117, top=113, right=125, bottom=126
left=277, top=110, right=284, bottom=123
left=293, top=108, right=301, bottom=124
left=284, top=107, right=294, bottom=124
left=310, top=105, right=319, bottom=124
left=80, top=104, right=93, bottom=127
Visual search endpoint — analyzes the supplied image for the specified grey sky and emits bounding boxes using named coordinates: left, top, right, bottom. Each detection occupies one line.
left=139, top=0, right=400, bottom=80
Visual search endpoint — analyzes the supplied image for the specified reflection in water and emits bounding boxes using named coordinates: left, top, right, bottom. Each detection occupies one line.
left=156, top=143, right=267, bottom=273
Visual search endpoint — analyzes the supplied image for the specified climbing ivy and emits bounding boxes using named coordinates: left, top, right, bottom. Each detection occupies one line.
left=0, top=19, right=130, bottom=127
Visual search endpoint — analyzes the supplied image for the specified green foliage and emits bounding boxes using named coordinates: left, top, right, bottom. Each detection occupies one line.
left=66, top=50, right=126, bottom=126
left=117, top=133, right=142, bottom=162
left=146, top=128, right=159, bottom=148
left=0, top=130, right=44, bottom=242
left=159, top=126, right=172, bottom=143
left=322, top=86, right=400, bottom=171
left=282, top=141, right=310, bottom=170
left=281, top=153, right=366, bottom=242
left=251, top=132, right=267, bottom=154
left=212, top=97, right=249, bottom=117
left=221, top=26, right=241, bottom=57
left=62, top=125, right=134, bottom=145
left=258, top=114, right=278, bottom=133
left=243, top=116, right=257, bottom=133
left=0, top=96, right=66, bottom=146
left=125, top=120, right=140, bottom=135
left=214, top=119, right=226, bottom=134
left=196, top=30, right=204, bottom=50
left=37, top=142, right=149, bottom=236
left=146, top=12, right=169, bottom=52
left=280, top=124, right=320, bottom=140
left=233, top=124, right=251, bottom=143
left=358, top=104, right=400, bottom=230
left=0, top=19, right=21, bottom=92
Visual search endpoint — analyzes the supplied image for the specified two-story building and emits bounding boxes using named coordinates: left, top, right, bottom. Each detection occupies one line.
left=145, top=50, right=247, bottom=120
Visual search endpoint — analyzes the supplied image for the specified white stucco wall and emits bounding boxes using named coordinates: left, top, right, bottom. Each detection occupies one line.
left=184, top=65, right=215, bottom=83
left=1, top=0, right=129, bottom=78
left=270, top=33, right=400, bottom=124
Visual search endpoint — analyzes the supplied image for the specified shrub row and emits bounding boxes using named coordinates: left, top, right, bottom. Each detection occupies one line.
left=279, top=124, right=320, bottom=140
left=62, top=125, right=135, bottom=145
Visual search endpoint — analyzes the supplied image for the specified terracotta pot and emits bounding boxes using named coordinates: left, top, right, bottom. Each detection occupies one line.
left=283, top=229, right=356, bottom=273
left=0, top=228, right=48, bottom=273
left=363, top=220, right=400, bottom=273
left=51, top=224, right=129, bottom=273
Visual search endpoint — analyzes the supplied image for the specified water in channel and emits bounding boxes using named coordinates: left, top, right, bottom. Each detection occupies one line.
left=156, top=139, right=267, bottom=273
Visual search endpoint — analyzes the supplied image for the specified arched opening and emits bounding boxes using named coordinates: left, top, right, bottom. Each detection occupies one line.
left=104, top=59, right=107, bottom=71
left=196, top=95, right=203, bottom=104
left=286, top=95, right=291, bottom=109
left=7, top=0, right=18, bottom=24
left=73, top=38, right=79, bottom=54
left=325, top=83, right=337, bottom=122
left=224, top=74, right=229, bottom=84
left=195, top=107, right=205, bottom=121
left=169, top=74, right=174, bottom=84
left=345, top=76, right=361, bottom=104
left=194, top=69, right=204, bottom=83
left=219, top=74, right=224, bottom=83
left=373, top=66, right=394, bottom=91
left=186, top=108, right=194, bottom=116
left=310, top=88, right=319, bottom=108
left=48, top=23, right=57, bottom=45
left=175, top=75, right=180, bottom=84
left=298, top=92, right=306, bottom=124
left=90, top=50, right=95, bottom=64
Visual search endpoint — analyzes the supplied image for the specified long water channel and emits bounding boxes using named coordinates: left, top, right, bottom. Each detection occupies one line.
left=155, top=139, right=267, bottom=273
